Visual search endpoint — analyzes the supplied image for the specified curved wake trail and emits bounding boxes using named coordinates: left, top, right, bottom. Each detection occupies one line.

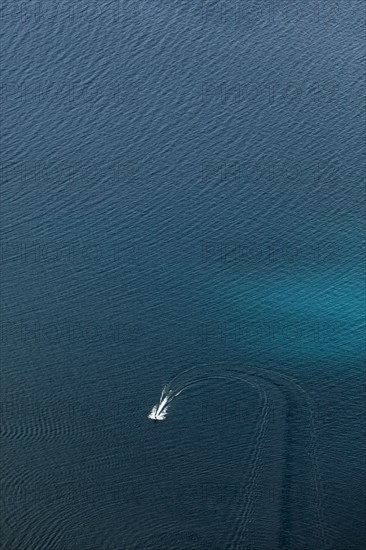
left=149, top=368, right=260, bottom=422
left=148, top=365, right=330, bottom=549
left=232, top=380, right=270, bottom=548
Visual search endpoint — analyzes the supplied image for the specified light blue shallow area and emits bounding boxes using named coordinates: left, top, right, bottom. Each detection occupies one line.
left=1, top=1, right=365, bottom=549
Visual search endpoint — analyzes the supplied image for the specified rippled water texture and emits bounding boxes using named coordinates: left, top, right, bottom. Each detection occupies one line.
left=1, top=1, right=365, bottom=549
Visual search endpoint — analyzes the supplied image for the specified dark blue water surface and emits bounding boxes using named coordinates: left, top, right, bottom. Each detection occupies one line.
left=1, top=1, right=365, bottom=549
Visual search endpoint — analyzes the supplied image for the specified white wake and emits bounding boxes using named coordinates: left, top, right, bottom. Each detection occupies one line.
left=148, top=385, right=175, bottom=421
left=147, top=365, right=330, bottom=549
left=148, top=366, right=258, bottom=422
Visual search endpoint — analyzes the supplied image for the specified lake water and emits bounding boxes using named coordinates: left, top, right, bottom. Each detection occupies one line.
left=1, top=1, right=365, bottom=549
